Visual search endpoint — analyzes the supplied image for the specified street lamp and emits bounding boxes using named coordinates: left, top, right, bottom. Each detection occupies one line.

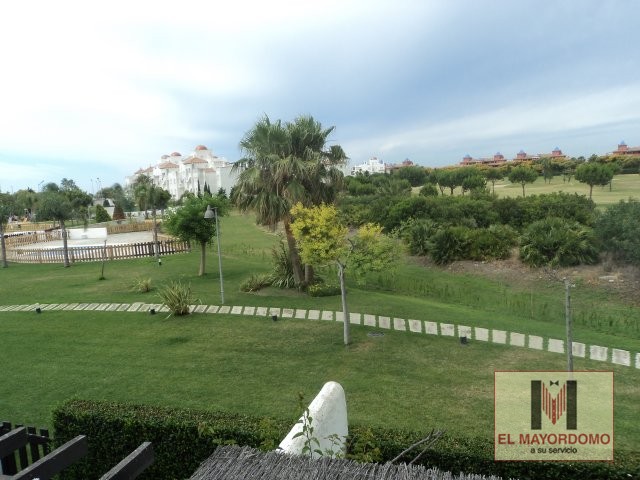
left=204, top=204, right=224, bottom=304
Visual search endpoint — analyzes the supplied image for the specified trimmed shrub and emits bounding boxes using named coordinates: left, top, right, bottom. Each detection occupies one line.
left=307, top=282, right=341, bottom=297
left=519, top=217, right=599, bottom=267
left=95, top=204, right=111, bottom=223
left=112, top=204, right=126, bottom=221
left=52, top=400, right=639, bottom=480
left=419, top=183, right=439, bottom=197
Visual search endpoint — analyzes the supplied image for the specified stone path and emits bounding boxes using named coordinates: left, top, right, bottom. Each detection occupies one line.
left=1, top=303, right=638, bottom=370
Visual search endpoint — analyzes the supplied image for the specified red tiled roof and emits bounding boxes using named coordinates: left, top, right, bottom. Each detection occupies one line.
left=159, top=161, right=179, bottom=169
left=183, top=156, right=208, bottom=165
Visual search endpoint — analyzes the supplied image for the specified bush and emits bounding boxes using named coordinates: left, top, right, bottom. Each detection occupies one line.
left=240, top=273, right=272, bottom=292
left=519, top=217, right=599, bottom=267
left=112, top=204, right=126, bottom=221
left=494, top=193, right=596, bottom=229
left=429, top=226, right=470, bottom=265
left=52, top=400, right=639, bottom=480
left=269, top=241, right=297, bottom=289
left=94, top=204, right=111, bottom=223
left=158, top=280, right=193, bottom=315
left=595, top=198, right=640, bottom=265
left=419, top=183, right=439, bottom=197
left=130, top=277, right=152, bottom=293
left=307, top=282, right=341, bottom=297
left=468, top=225, right=517, bottom=261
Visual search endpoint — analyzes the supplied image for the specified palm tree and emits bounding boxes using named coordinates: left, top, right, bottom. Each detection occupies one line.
left=232, top=115, right=347, bottom=286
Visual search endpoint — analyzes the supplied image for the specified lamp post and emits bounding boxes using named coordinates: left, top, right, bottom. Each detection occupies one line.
left=204, top=204, right=224, bottom=304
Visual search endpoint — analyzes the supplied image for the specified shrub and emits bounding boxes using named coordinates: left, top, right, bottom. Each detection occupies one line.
left=307, top=282, right=341, bottom=297
left=94, top=204, right=111, bottom=223
left=399, top=218, right=438, bottom=256
left=429, top=226, right=470, bottom=265
left=269, top=241, right=296, bottom=289
left=130, top=277, right=152, bottom=293
left=112, top=204, right=126, bottom=221
left=468, top=225, right=517, bottom=261
left=595, top=198, right=640, bottom=265
left=419, top=183, right=439, bottom=197
left=240, top=273, right=272, bottom=292
left=52, top=400, right=639, bottom=480
left=519, top=217, right=599, bottom=267
left=158, top=280, right=193, bottom=315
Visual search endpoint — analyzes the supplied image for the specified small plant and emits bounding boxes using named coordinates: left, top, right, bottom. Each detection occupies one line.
left=293, top=392, right=345, bottom=458
left=131, top=277, right=152, bottom=293
left=158, top=280, right=193, bottom=316
left=307, top=282, right=341, bottom=297
left=239, top=273, right=272, bottom=292
left=269, top=240, right=297, bottom=289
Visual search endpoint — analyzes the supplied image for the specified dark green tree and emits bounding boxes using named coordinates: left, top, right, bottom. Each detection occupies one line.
left=164, top=194, right=229, bottom=276
left=0, top=192, right=16, bottom=267
left=575, top=163, right=614, bottom=199
left=37, top=191, right=73, bottom=267
left=508, top=165, right=538, bottom=197
left=95, top=204, right=111, bottom=223
left=483, top=167, right=505, bottom=194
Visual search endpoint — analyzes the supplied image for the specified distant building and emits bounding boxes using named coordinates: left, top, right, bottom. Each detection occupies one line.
left=350, top=157, right=388, bottom=175
left=125, top=145, right=241, bottom=199
left=460, top=147, right=566, bottom=166
left=610, top=141, right=640, bottom=156
left=386, top=158, right=417, bottom=173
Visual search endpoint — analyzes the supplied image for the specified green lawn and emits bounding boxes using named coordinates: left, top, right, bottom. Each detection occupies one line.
left=494, top=173, right=640, bottom=205
left=1, top=211, right=638, bottom=458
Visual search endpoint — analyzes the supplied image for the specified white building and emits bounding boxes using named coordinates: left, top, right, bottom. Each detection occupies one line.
left=349, top=157, right=387, bottom=175
left=125, top=145, right=241, bottom=199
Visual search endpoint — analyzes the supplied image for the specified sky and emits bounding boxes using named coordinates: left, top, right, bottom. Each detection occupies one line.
left=1, top=0, right=639, bottom=194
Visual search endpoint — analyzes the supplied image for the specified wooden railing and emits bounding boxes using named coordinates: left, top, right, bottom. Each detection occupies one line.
left=106, top=222, right=156, bottom=234
left=6, top=240, right=190, bottom=264
left=3, top=231, right=63, bottom=248
left=4, top=222, right=56, bottom=232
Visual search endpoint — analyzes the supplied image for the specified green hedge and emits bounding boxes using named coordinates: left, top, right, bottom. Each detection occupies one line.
left=53, top=400, right=639, bottom=480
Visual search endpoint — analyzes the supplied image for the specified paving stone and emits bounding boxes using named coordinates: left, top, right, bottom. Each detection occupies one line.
left=474, top=327, right=489, bottom=341
left=492, top=330, right=507, bottom=344
left=231, top=306, right=243, bottom=314
left=159, top=305, right=170, bottom=312
left=0, top=305, right=9, bottom=311
left=65, top=303, right=79, bottom=310
left=18, top=305, right=33, bottom=311
left=194, top=305, right=208, bottom=313
left=85, top=303, right=99, bottom=311
left=425, top=321, right=438, bottom=335
left=126, top=302, right=143, bottom=312
left=294, top=309, right=306, bottom=319
left=282, top=308, right=294, bottom=318
left=363, top=314, right=376, bottom=327
left=106, top=304, right=119, bottom=312
left=73, top=303, right=89, bottom=311
left=218, top=306, right=231, bottom=314
left=408, top=319, right=422, bottom=333
left=589, top=345, right=608, bottom=362
left=268, top=307, right=280, bottom=318
left=117, top=304, right=130, bottom=311
left=393, top=318, right=406, bottom=331
left=256, top=307, right=268, bottom=316
left=458, top=325, right=472, bottom=339
left=43, top=304, right=59, bottom=311
left=572, top=342, right=586, bottom=357
left=321, top=311, right=334, bottom=321
left=350, top=313, right=362, bottom=325
left=206, top=305, right=219, bottom=314
left=510, top=332, right=525, bottom=347
left=378, top=316, right=390, bottom=329
left=612, top=349, right=630, bottom=366
left=440, top=323, right=455, bottom=336
left=95, top=304, right=108, bottom=311
left=548, top=338, right=564, bottom=353
left=244, top=306, right=256, bottom=315
left=636, top=353, right=640, bottom=369
left=528, top=335, right=543, bottom=350
left=335, top=311, right=344, bottom=322
left=307, top=310, right=320, bottom=320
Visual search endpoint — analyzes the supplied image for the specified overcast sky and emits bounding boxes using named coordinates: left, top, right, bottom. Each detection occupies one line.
left=1, top=0, right=639, bottom=193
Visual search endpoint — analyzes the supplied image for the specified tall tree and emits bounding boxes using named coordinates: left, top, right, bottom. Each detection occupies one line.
left=483, top=167, right=504, bottom=194
left=290, top=203, right=397, bottom=345
left=232, top=114, right=347, bottom=287
left=37, top=191, right=73, bottom=267
left=164, top=194, right=229, bottom=276
left=575, top=163, right=614, bottom=199
left=508, top=165, right=538, bottom=197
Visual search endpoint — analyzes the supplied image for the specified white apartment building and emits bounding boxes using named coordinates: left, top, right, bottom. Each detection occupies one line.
left=349, top=157, right=387, bottom=175
left=125, top=145, right=241, bottom=199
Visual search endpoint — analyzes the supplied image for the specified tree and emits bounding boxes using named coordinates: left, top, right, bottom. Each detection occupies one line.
left=574, top=163, right=614, bottom=199
left=95, top=204, right=111, bottom=223
left=0, top=192, right=16, bottom=268
left=435, top=169, right=459, bottom=195
left=460, top=173, right=486, bottom=195
left=508, top=165, right=538, bottom=197
left=59, top=178, right=92, bottom=227
left=37, top=191, right=73, bottom=267
left=164, top=194, right=229, bottom=276
left=290, top=203, right=398, bottom=345
left=394, top=166, right=427, bottom=187
left=232, top=114, right=347, bottom=287
left=483, top=167, right=504, bottom=194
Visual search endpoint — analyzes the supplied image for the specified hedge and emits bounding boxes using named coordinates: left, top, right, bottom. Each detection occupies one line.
left=52, top=400, right=640, bottom=480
